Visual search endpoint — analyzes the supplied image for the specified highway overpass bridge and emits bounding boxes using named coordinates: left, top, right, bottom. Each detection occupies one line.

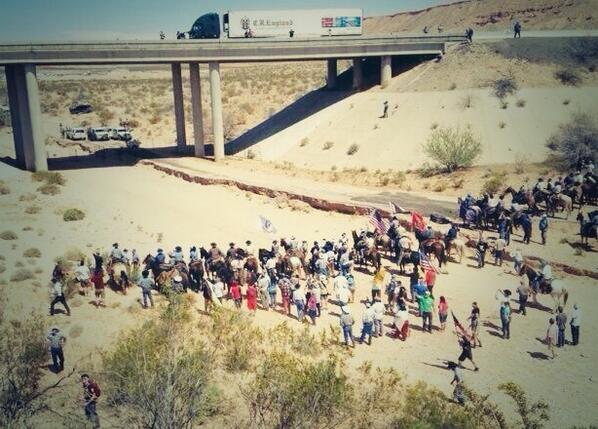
left=0, top=35, right=465, bottom=171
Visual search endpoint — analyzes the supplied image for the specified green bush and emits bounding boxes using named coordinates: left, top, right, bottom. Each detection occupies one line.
left=423, top=127, right=482, bottom=172
left=347, top=144, right=359, bottom=155
left=555, top=68, right=582, bottom=86
left=63, top=208, right=85, bottom=222
left=23, top=248, right=41, bottom=258
left=37, top=184, right=61, bottom=195
left=0, top=231, right=18, bottom=240
left=546, top=113, right=598, bottom=167
left=482, top=171, right=507, bottom=194
left=31, top=171, right=66, bottom=186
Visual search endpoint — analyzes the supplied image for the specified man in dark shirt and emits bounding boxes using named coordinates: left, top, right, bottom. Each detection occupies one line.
left=556, top=306, right=568, bottom=347
left=81, top=374, right=101, bottom=428
left=458, top=333, right=479, bottom=371
left=476, top=237, right=488, bottom=268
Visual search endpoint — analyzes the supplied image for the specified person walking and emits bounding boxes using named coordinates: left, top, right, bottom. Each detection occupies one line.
left=425, top=268, right=436, bottom=295
left=307, top=291, right=318, bottom=325
left=47, top=327, right=66, bottom=372
left=138, top=270, right=154, bottom=309
left=359, top=301, right=375, bottom=345
left=512, top=248, right=524, bottom=275
left=468, top=302, right=482, bottom=347
left=394, top=304, right=410, bottom=341
left=449, top=361, right=465, bottom=405
left=570, top=303, right=581, bottom=345
left=246, top=281, right=257, bottom=314
left=278, top=277, right=291, bottom=316
left=81, top=374, right=101, bottom=428
left=546, top=318, right=558, bottom=358
left=457, top=332, right=479, bottom=371
left=438, top=296, right=449, bottom=331
left=372, top=297, right=385, bottom=337
left=556, top=306, right=567, bottom=348
left=476, top=236, right=488, bottom=268
left=50, top=277, right=71, bottom=316
left=517, top=278, right=530, bottom=315
left=494, top=236, right=506, bottom=267
left=230, top=281, right=242, bottom=309
left=267, top=276, right=278, bottom=310
left=500, top=301, right=511, bottom=339
left=213, top=277, right=225, bottom=305
left=91, top=269, right=105, bottom=308
left=539, top=214, right=549, bottom=245
left=292, top=283, right=306, bottom=322
left=257, top=273, right=270, bottom=310
left=339, top=306, right=355, bottom=347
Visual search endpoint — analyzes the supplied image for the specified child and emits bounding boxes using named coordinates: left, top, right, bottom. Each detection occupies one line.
left=438, top=296, right=449, bottom=331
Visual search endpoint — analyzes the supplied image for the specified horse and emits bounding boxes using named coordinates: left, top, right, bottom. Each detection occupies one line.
left=351, top=230, right=382, bottom=273
left=446, top=238, right=467, bottom=263
left=399, top=250, right=420, bottom=273
left=546, top=193, right=572, bottom=219
left=142, top=254, right=171, bottom=282
left=188, top=260, right=205, bottom=292
left=580, top=221, right=597, bottom=246
left=106, top=260, right=129, bottom=294
left=503, top=187, right=538, bottom=214
left=374, top=232, right=392, bottom=257
left=420, top=239, right=446, bottom=268
left=521, top=263, right=569, bottom=312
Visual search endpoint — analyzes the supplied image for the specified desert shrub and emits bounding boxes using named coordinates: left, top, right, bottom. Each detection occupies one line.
left=391, top=171, right=406, bottom=186
left=433, top=182, right=447, bottom=192
left=19, top=193, right=36, bottom=202
left=0, top=181, right=9, bottom=195
left=63, top=208, right=85, bottom=222
left=516, top=99, right=526, bottom=108
left=23, top=248, right=41, bottom=258
left=239, top=102, right=255, bottom=115
left=0, top=231, right=17, bottom=240
left=299, top=137, right=309, bottom=147
left=546, top=113, right=598, bottom=167
left=423, top=127, right=482, bottom=172
left=498, top=382, right=550, bottom=429
left=419, top=162, right=440, bottom=178
left=37, top=184, right=61, bottom=195
left=31, top=171, right=66, bottom=186
left=563, top=99, right=571, bottom=105
left=430, top=122, right=439, bottom=130
left=0, top=312, right=70, bottom=427
left=499, top=121, right=507, bottom=129
left=104, top=299, right=219, bottom=428
left=453, top=177, right=465, bottom=189
left=449, top=82, right=457, bottom=90
left=555, top=68, right=582, bottom=86
left=10, top=269, right=34, bottom=282
left=24, top=205, right=41, bottom=215
left=460, top=94, right=473, bottom=109
left=493, top=76, right=518, bottom=99
left=323, top=141, right=334, bottom=150
left=347, top=144, right=359, bottom=155
left=500, top=101, right=509, bottom=109
left=246, top=149, right=256, bottom=159
left=242, top=352, right=350, bottom=429
left=482, top=171, right=507, bottom=195
left=379, top=175, right=391, bottom=186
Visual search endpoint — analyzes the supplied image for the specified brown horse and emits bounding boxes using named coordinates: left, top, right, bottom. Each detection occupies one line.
left=189, top=260, right=205, bottom=292
left=420, top=239, right=446, bottom=268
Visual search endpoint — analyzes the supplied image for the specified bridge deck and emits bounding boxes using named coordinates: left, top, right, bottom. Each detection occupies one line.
left=0, top=35, right=465, bottom=65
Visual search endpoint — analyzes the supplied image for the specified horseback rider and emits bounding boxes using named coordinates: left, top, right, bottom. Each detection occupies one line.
left=534, top=260, right=553, bottom=293
left=445, top=223, right=459, bottom=249
left=189, top=246, right=199, bottom=262
left=245, top=240, right=255, bottom=256
left=109, top=243, right=125, bottom=264
left=207, top=242, right=224, bottom=268
left=171, top=246, right=185, bottom=264
left=155, top=248, right=166, bottom=265
left=226, top=242, right=237, bottom=259
left=271, top=240, right=281, bottom=257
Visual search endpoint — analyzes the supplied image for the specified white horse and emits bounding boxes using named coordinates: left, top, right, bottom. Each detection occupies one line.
left=543, top=279, right=569, bottom=312
left=447, top=239, right=467, bottom=264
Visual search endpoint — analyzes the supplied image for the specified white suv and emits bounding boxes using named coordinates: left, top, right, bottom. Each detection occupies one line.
left=87, top=127, right=111, bottom=141
left=110, top=127, right=132, bottom=141
left=65, top=127, right=87, bottom=141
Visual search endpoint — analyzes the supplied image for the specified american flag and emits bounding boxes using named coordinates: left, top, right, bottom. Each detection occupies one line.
left=451, top=311, right=469, bottom=338
left=368, top=209, right=388, bottom=234
left=419, top=250, right=440, bottom=274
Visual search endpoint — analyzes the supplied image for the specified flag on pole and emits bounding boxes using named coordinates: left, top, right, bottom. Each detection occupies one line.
left=388, top=201, right=408, bottom=215
left=419, top=251, right=440, bottom=274
left=258, top=215, right=277, bottom=234
left=411, top=211, right=426, bottom=231
left=451, top=311, right=468, bottom=337
left=368, top=209, right=387, bottom=234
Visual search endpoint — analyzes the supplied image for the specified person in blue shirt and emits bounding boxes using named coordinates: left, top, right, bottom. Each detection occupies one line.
left=500, top=301, right=511, bottom=339
left=155, top=248, right=165, bottom=264
left=189, top=246, right=199, bottom=262
left=539, top=214, right=549, bottom=245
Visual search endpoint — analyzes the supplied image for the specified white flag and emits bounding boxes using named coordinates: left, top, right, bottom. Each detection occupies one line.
left=259, top=215, right=277, bottom=234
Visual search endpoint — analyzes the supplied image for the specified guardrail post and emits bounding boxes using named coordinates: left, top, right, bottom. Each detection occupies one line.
left=352, top=58, right=363, bottom=90
left=327, top=59, right=337, bottom=90
left=189, top=62, right=205, bottom=157
left=171, top=63, right=186, bottom=151
left=380, top=56, right=392, bottom=88
left=5, top=64, right=47, bottom=171
left=209, top=62, right=225, bottom=161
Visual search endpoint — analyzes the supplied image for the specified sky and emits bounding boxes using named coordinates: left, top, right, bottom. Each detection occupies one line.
left=0, top=0, right=456, bottom=42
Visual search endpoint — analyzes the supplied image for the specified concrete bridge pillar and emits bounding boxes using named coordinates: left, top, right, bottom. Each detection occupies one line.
left=189, top=62, right=205, bottom=157
left=352, top=58, right=363, bottom=90
left=380, top=55, right=392, bottom=88
left=5, top=64, right=47, bottom=172
left=326, top=59, right=337, bottom=90
left=171, top=63, right=186, bottom=150
left=209, top=62, right=225, bottom=161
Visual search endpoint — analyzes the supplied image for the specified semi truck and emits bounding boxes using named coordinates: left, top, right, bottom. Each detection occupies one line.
left=189, top=9, right=363, bottom=39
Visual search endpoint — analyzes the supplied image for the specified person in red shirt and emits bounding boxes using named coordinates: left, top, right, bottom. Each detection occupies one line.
left=90, top=270, right=105, bottom=308
left=81, top=374, right=101, bottom=428
left=246, top=282, right=257, bottom=314
left=425, top=268, right=436, bottom=295
left=230, top=281, right=242, bottom=309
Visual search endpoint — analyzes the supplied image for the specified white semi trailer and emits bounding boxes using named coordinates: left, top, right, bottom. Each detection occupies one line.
left=189, top=9, right=363, bottom=39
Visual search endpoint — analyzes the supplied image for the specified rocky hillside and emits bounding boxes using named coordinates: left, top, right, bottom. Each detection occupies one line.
left=365, top=0, right=597, bottom=34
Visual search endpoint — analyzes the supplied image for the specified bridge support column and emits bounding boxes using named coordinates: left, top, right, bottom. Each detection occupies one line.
left=352, top=58, right=363, bottom=90
left=171, top=63, right=186, bottom=151
left=189, top=62, right=205, bottom=157
left=5, top=64, right=47, bottom=172
left=209, top=62, right=225, bottom=162
left=326, top=59, right=337, bottom=90
left=380, top=55, right=392, bottom=88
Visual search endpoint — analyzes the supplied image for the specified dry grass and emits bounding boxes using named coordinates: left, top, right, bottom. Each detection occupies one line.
left=0, top=230, right=18, bottom=240
left=0, top=181, right=9, bottom=195
left=23, top=248, right=42, bottom=258
left=37, top=184, right=61, bottom=195
left=32, top=171, right=66, bottom=186
left=19, top=193, right=36, bottom=202
left=323, top=141, right=335, bottom=150
left=63, top=208, right=86, bottom=222
left=24, top=205, right=41, bottom=215
left=347, top=144, right=359, bottom=156
left=10, top=268, right=35, bottom=282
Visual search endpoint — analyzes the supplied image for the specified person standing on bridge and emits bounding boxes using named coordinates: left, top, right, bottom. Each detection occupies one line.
left=514, top=21, right=522, bottom=38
